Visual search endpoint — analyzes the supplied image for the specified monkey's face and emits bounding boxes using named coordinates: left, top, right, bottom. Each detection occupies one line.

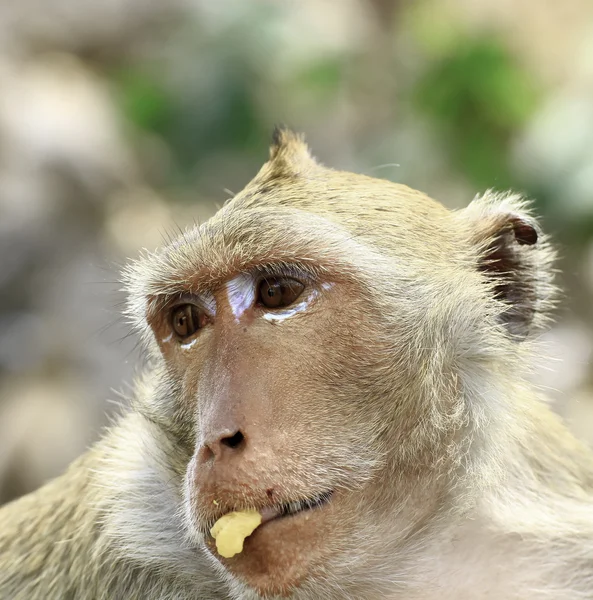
left=145, top=236, right=394, bottom=595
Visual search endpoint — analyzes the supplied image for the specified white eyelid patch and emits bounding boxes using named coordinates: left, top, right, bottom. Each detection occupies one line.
left=262, top=289, right=320, bottom=322
left=226, top=273, right=255, bottom=321
left=180, top=337, right=198, bottom=350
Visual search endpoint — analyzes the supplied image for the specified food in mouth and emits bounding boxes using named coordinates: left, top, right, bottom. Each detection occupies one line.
left=209, top=492, right=333, bottom=558
left=210, top=510, right=262, bottom=558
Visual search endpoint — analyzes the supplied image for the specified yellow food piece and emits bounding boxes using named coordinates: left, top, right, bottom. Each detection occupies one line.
left=210, top=510, right=262, bottom=558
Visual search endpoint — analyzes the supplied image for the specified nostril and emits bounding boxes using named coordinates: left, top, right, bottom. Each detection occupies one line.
left=220, top=431, right=245, bottom=449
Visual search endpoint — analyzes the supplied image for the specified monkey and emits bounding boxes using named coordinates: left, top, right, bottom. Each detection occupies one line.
left=0, top=127, right=592, bottom=600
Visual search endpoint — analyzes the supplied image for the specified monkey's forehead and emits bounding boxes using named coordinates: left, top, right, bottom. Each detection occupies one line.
left=238, top=163, right=448, bottom=218
left=222, top=165, right=454, bottom=255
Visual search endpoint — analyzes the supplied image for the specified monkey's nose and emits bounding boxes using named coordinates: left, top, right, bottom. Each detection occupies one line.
left=198, top=430, right=246, bottom=463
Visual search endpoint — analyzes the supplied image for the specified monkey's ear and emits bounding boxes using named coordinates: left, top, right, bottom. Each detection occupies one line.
left=268, top=125, right=317, bottom=173
left=462, top=192, right=556, bottom=339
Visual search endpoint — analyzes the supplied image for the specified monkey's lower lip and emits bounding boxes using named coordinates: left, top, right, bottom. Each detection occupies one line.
left=260, top=490, right=333, bottom=524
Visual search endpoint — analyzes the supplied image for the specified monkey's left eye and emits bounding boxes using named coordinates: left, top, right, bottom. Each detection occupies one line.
left=258, top=277, right=305, bottom=309
left=170, top=304, right=205, bottom=339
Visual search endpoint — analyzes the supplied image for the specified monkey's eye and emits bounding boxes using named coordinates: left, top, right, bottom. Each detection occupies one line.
left=170, top=304, right=205, bottom=339
left=258, top=277, right=305, bottom=309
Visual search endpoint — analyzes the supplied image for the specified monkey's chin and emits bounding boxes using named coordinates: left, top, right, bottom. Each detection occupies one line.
left=207, top=493, right=338, bottom=596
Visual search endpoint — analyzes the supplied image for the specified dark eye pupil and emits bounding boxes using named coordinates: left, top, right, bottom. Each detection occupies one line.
left=268, top=283, right=282, bottom=298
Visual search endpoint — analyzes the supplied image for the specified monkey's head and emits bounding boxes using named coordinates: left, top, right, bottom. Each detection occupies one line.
left=126, top=129, right=555, bottom=597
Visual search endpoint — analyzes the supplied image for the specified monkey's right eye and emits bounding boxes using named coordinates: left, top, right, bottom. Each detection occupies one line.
left=257, top=277, right=305, bottom=309
left=170, top=304, right=205, bottom=339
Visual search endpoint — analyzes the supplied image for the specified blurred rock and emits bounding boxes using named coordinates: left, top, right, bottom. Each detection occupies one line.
left=0, top=53, right=142, bottom=503
left=0, top=55, right=135, bottom=192
left=0, top=376, right=98, bottom=504
left=0, top=0, right=186, bottom=57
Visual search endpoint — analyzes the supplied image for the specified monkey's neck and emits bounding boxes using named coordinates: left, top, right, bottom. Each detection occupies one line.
left=0, top=413, right=226, bottom=600
left=94, top=412, right=226, bottom=596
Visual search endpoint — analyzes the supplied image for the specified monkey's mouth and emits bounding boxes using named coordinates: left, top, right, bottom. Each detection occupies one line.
left=261, top=490, right=333, bottom=524
left=202, top=490, right=334, bottom=536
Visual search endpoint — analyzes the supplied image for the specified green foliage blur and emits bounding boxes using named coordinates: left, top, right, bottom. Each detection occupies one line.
left=415, top=37, right=539, bottom=191
left=104, top=2, right=593, bottom=246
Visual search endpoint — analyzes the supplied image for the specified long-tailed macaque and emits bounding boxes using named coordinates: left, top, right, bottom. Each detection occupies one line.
left=1, top=129, right=592, bottom=600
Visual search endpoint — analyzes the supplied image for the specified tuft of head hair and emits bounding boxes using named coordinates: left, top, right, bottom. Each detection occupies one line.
left=263, top=125, right=319, bottom=178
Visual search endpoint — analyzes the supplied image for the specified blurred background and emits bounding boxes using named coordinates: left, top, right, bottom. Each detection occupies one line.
left=1, top=0, right=592, bottom=505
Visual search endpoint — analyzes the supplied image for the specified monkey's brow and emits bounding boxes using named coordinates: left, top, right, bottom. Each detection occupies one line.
left=146, top=258, right=327, bottom=300
left=139, top=207, right=365, bottom=299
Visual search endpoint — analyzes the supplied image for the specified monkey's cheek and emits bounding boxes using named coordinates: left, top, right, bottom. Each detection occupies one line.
left=206, top=504, right=338, bottom=596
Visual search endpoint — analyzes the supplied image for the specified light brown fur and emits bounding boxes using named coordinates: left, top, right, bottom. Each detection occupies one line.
left=1, top=129, right=592, bottom=599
